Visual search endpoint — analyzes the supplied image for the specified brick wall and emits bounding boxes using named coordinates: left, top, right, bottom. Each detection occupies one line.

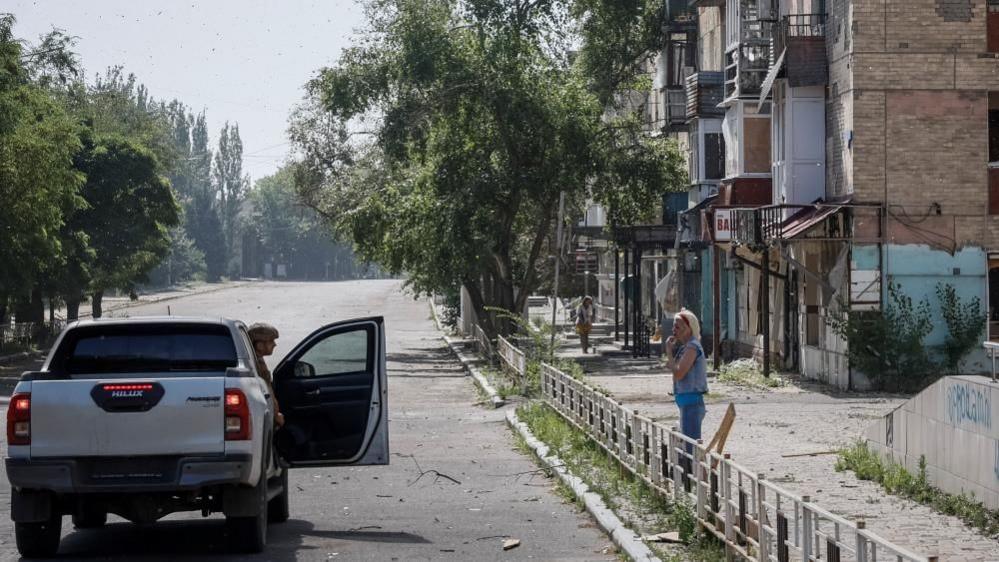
left=886, top=90, right=986, bottom=216
left=840, top=0, right=999, bottom=252
left=886, top=0, right=985, bottom=53
left=826, top=0, right=855, bottom=199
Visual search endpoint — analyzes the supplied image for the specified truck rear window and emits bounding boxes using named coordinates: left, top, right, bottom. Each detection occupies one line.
left=54, top=324, right=238, bottom=374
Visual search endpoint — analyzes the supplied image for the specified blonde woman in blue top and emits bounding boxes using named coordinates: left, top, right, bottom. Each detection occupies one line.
left=665, top=309, right=708, bottom=445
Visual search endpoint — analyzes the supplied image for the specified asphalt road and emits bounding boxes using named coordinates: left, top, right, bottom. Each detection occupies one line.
left=0, top=280, right=615, bottom=561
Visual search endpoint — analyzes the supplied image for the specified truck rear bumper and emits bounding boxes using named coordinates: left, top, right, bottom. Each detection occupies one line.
left=6, top=454, right=254, bottom=493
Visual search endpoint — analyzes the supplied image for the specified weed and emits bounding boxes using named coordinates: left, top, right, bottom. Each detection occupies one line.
left=837, top=441, right=999, bottom=537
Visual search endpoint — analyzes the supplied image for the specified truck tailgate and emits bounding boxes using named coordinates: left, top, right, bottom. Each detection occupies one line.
left=29, top=377, right=226, bottom=458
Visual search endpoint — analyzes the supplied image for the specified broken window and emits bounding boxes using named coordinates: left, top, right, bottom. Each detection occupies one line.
left=989, top=93, right=999, bottom=214
left=990, top=254, right=999, bottom=341
left=989, top=0, right=999, bottom=53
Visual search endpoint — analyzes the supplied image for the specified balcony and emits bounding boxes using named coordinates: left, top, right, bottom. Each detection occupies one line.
left=723, top=0, right=774, bottom=101
left=685, top=72, right=725, bottom=119
left=775, top=14, right=827, bottom=87
left=664, top=0, right=697, bottom=31
left=731, top=201, right=859, bottom=247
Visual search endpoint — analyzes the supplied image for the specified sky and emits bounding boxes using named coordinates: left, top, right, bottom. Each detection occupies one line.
left=8, top=0, right=366, bottom=182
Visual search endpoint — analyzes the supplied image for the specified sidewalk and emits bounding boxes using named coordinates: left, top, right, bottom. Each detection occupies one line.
left=555, top=333, right=999, bottom=561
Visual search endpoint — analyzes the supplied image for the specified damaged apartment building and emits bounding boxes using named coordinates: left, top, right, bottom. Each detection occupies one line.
left=588, top=0, right=999, bottom=388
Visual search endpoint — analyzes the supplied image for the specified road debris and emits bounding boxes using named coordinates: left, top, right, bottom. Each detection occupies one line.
left=642, top=531, right=684, bottom=544
left=502, top=539, right=521, bottom=550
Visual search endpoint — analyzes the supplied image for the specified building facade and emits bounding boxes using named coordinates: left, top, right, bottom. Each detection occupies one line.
left=590, top=0, right=999, bottom=387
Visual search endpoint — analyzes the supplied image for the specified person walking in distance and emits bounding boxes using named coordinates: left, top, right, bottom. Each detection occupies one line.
left=247, top=323, right=285, bottom=427
left=576, top=296, right=595, bottom=354
left=665, top=309, right=708, bottom=445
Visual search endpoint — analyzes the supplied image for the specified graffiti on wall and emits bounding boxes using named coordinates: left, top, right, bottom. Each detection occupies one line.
left=946, top=382, right=992, bottom=430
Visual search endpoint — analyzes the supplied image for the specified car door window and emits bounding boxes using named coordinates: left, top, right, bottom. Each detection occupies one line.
left=294, top=328, right=370, bottom=378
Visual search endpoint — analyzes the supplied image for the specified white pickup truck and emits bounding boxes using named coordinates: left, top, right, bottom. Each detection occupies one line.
left=4, top=316, right=389, bottom=557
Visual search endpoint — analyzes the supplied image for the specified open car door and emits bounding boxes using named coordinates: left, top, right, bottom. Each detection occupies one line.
left=272, top=316, right=388, bottom=467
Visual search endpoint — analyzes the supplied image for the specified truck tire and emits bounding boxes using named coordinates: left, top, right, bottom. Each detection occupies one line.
left=267, top=468, right=290, bottom=523
left=15, top=513, right=62, bottom=558
left=225, top=473, right=268, bottom=553
left=73, top=503, right=107, bottom=529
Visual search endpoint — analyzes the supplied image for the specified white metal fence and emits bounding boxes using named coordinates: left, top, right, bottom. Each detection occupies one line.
left=496, top=333, right=528, bottom=392
left=513, top=352, right=934, bottom=561
left=473, top=324, right=496, bottom=365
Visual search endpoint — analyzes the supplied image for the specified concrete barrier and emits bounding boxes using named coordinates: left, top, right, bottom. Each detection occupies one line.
left=865, top=375, right=999, bottom=509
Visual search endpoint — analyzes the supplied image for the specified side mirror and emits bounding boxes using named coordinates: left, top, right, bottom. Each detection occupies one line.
left=294, top=361, right=316, bottom=378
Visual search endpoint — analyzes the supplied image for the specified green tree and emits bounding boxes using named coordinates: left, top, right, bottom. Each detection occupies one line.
left=213, top=122, right=248, bottom=276
left=936, top=283, right=986, bottom=374
left=827, top=284, right=936, bottom=391
left=70, top=132, right=180, bottom=317
left=147, top=226, right=207, bottom=287
left=0, top=14, right=84, bottom=321
left=186, top=112, right=227, bottom=281
left=291, top=0, right=685, bottom=336
left=248, top=165, right=355, bottom=279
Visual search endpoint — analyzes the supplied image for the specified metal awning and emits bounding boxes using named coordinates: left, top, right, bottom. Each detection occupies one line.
left=757, top=48, right=786, bottom=110
left=779, top=203, right=842, bottom=240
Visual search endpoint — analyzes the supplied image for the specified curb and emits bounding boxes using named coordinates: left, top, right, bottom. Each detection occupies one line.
left=429, top=298, right=505, bottom=408
left=442, top=335, right=505, bottom=408
left=506, top=410, right=660, bottom=562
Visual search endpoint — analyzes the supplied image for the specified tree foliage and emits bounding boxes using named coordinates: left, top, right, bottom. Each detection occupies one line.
left=248, top=165, right=370, bottom=280
left=291, top=0, right=686, bottom=336
left=936, top=283, right=986, bottom=374
left=70, top=132, right=180, bottom=316
left=827, top=284, right=935, bottom=391
left=0, top=14, right=84, bottom=310
left=214, top=122, right=248, bottom=275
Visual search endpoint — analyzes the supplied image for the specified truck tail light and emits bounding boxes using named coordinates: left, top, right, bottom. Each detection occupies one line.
left=224, top=388, right=251, bottom=441
left=7, top=392, right=31, bottom=446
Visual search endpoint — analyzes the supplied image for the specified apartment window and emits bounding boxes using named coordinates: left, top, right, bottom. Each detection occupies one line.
left=990, top=254, right=999, bottom=341
left=989, top=0, right=999, bottom=53
left=689, top=119, right=726, bottom=184
left=705, top=133, right=725, bottom=180
left=665, top=33, right=696, bottom=88
left=989, top=93, right=999, bottom=214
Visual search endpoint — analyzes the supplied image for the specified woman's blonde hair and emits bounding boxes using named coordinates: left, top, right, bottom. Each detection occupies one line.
left=675, top=308, right=701, bottom=339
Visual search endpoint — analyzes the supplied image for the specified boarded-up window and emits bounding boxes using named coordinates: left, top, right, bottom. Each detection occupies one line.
left=744, top=117, right=772, bottom=173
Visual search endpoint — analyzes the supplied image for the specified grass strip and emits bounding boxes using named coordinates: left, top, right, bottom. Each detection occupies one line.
left=516, top=401, right=725, bottom=562
left=836, top=441, right=999, bottom=537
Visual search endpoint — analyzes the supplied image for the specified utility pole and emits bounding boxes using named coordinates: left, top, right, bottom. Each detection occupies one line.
left=550, top=192, right=566, bottom=356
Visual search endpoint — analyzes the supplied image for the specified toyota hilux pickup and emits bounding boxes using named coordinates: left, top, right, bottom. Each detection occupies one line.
left=5, top=316, right=389, bottom=557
